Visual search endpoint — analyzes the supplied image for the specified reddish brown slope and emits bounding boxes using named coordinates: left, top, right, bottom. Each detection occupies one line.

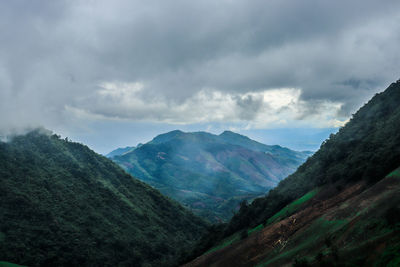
left=185, top=174, right=400, bottom=266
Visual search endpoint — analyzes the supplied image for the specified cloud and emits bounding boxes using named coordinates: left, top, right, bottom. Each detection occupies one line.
left=0, top=0, right=400, bottom=134
left=70, top=83, right=345, bottom=128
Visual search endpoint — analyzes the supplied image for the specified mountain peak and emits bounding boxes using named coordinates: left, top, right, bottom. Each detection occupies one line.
left=219, top=131, right=254, bottom=144
left=167, top=129, right=184, bottom=134
left=150, top=130, right=185, bottom=144
left=220, top=130, right=247, bottom=138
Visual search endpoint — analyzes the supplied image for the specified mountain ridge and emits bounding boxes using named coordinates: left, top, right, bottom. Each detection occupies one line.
left=110, top=130, right=311, bottom=222
left=106, top=146, right=136, bottom=158
left=0, top=130, right=207, bottom=266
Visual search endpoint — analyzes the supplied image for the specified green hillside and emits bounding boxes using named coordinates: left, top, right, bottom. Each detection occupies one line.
left=111, top=131, right=310, bottom=222
left=0, top=129, right=207, bottom=266
left=185, top=171, right=400, bottom=266
left=226, top=79, right=400, bottom=234
left=183, top=80, right=400, bottom=265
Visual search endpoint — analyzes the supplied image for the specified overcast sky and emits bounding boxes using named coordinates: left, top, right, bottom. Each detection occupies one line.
left=1, top=0, right=400, bottom=153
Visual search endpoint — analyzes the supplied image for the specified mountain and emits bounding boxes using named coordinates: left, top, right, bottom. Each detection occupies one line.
left=110, top=131, right=311, bottom=222
left=219, top=130, right=313, bottom=167
left=183, top=80, right=400, bottom=266
left=106, top=146, right=136, bottom=158
left=0, top=129, right=207, bottom=266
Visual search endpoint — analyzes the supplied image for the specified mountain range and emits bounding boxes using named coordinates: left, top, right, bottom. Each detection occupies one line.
left=109, top=131, right=312, bottom=222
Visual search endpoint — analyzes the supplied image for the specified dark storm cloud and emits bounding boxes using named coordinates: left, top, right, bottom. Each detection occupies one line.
left=235, top=95, right=265, bottom=121
left=1, top=0, right=400, bottom=133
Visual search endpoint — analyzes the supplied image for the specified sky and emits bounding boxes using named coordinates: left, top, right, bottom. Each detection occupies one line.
left=1, top=0, right=400, bottom=154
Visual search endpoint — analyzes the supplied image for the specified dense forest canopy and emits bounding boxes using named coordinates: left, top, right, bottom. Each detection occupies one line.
left=0, top=129, right=207, bottom=266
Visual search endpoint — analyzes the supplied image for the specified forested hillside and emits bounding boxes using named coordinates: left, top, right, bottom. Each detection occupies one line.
left=226, top=79, right=400, bottom=234
left=0, top=129, right=207, bottom=266
left=183, top=80, right=400, bottom=266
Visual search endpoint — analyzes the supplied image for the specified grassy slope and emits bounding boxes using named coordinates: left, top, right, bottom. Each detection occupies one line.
left=0, top=130, right=207, bottom=266
left=185, top=170, right=400, bottom=266
left=265, top=188, right=319, bottom=225
left=257, top=172, right=400, bottom=266
left=200, top=188, right=319, bottom=256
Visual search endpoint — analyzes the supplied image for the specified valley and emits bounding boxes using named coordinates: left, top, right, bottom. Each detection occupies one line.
left=0, top=81, right=400, bottom=266
left=1, top=1, right=400, bottom=266
left=1, top=80, right=400, bottom=266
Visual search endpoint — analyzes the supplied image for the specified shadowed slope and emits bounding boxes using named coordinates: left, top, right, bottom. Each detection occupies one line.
left=0, top=130, right=207, bottom=266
